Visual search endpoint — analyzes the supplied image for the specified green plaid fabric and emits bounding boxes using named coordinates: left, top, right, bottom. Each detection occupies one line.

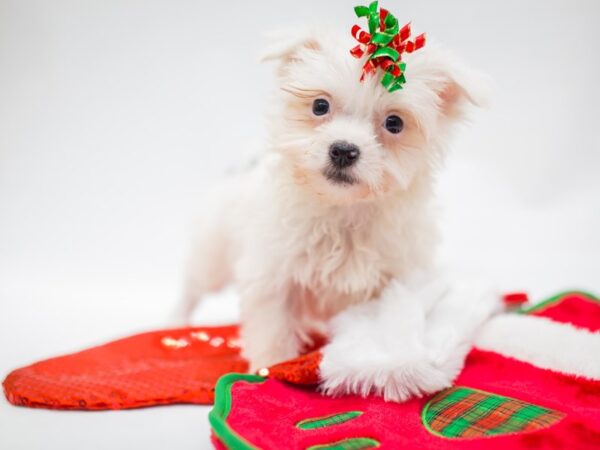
left=423, top=386, right=565, bottom=438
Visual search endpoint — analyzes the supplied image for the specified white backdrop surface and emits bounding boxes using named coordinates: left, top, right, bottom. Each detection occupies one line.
left=1, top=1, right=599, bottom=449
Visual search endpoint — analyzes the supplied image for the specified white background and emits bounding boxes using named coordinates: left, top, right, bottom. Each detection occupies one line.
left=1, top=1, right=599, bottom=449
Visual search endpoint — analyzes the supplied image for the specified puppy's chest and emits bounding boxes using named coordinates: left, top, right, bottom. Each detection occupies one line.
left=289, top=223, right=394, bottom=305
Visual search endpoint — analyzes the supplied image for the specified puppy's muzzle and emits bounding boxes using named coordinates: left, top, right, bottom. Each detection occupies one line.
left=329, top=141, right=360, bottom=169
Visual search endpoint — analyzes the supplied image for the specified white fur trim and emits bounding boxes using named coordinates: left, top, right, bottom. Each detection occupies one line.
left=474, top=314, right=600, bottom=380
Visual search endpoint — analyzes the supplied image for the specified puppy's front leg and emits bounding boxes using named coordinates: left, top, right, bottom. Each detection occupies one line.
left=319, top=278, right=500, bottom=402
left=319, top=279, right=454, bottom=402
left=239, top=281, right=300, bottom=372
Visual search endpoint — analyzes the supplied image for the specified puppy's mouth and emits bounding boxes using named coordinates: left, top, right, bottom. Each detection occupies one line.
left=323, top=167, right=358, bottom=186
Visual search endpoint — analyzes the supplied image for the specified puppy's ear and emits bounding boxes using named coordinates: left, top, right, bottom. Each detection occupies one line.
left=260, top=28, right=321, bottom=76
left=412, top=45, right=492, bottom=120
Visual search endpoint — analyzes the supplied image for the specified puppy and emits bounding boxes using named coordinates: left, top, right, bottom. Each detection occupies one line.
left=180, top=27, right=496, bottom=401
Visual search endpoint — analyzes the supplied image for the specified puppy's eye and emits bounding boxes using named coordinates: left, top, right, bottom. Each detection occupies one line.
left=312, top=98, right=330, bottom=116
left=384, top=115, right=404, bottom=134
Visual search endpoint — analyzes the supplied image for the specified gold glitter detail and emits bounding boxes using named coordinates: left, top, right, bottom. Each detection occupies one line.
left=161, top=337, right=189, bottom=349
left=209, top=336, right=225, bottom=347
left=190, top=331, right=210, bottom=341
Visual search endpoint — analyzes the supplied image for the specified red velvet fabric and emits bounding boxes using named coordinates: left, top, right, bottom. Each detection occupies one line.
left=215, top=293, right=600, bottom=449
left=222, top=350, right=600, bottom=449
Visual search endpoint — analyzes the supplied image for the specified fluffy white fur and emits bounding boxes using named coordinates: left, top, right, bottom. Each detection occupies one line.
left=180, top=27, right=494, bottom=400
left=474, top=314, right=600, bottom=380
left=320, top=277, right=500, bottom=401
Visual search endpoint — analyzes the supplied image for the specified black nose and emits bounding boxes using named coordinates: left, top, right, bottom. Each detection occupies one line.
left=329, top=141, right=360, bottom=169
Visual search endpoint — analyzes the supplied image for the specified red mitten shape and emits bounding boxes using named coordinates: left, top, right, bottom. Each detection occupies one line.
left=3, top=325, right=247, bottom=410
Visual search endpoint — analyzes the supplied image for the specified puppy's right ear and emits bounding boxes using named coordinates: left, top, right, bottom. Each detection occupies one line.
left=260, top=28, right=320, bottom=76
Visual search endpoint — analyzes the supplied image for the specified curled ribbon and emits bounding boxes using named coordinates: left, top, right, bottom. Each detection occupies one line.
left=350, top=1, right=426, bottom=92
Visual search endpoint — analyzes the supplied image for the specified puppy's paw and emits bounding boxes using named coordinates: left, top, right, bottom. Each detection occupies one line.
left=319, top=345, right=455, bottom=402
left=243, top=332, right=301, bottom=373
left=318, top=278, right=465, bottom=402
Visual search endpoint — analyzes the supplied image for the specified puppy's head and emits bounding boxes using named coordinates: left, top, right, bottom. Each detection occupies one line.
left=263, top=28, right=489, bottom=204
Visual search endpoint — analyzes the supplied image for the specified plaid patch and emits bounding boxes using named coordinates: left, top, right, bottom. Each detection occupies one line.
left=422, top=386, right=565, bottom=438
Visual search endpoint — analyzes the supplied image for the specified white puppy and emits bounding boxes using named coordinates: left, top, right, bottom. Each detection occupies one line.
left=180, top=27, right=498, bottom=401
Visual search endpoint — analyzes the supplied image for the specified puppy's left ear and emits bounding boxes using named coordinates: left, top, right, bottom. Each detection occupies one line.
left=260, top=27, right=321, bottom=77
left=412, top=45, right=492, bottom=121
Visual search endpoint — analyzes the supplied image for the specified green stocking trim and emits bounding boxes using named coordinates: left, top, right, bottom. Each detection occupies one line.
left=519, top=290, right=599, bottom=315
left=208, top=373, right=265, bottom=450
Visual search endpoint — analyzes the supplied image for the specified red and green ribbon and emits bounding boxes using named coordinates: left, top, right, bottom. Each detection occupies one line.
left=350, top=1, right=426, bottom=92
